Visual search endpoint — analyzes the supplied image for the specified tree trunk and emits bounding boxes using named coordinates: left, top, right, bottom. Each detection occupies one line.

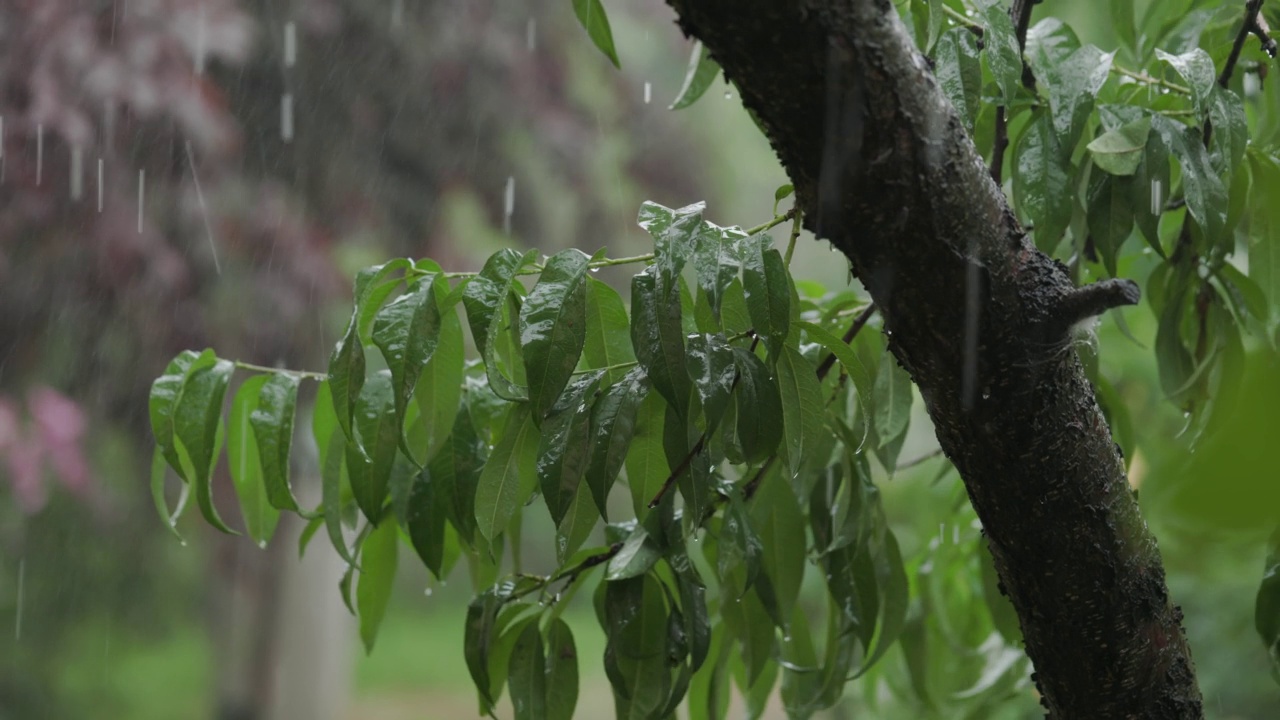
left=664, top=1, right=1203, bottom=717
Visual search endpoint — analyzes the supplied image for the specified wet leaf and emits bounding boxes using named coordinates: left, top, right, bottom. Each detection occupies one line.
left=328, top=309, right=366, bottom=446
left=773, top=184, right=794, bottom=215
left=249, top=373, right=303, bottom=513
left=320, top=427, right=356, bottom=565
left=1257, top=527, right=1280, bottom=681
left=175, top=357, right=236, bottom=534
left=410, top=277, right=465, bottom=464
left=1013, top=111, right=1073, bottom=250
left=751, top=466, right=805, bottom=627
left=1087, top=170, right=1135, bottom=277
left=508, top=622, right=547, bottom=720
left=464, top=249, right=538, bottom=402
left=1156, top=47, right=1216, bottom=111
left=583, top=277, right=636, bottom=376
left=1152, top=115, right=1228, bottom=244
left=556, top=482, right=599, bottom=564
left=742, top=237, right=790, bottom=356
left=776, top=344, right=824, bottom=478
left=732, top=348, right=783, bottom=464
left=872, top=353, right=912, bottom=450
left=537, top=371, right=604, bottom=524
left=545, top=618, right=580, bottom=720
left=346, top=372, right=399, bottom=525
left=606, top=522, right=662, bottom=580
left=373, top=274, right=442, bottom=460
left=1043, top=45, right=1113, bottom=153
left=229, top=375, right=280, bottom=545
left=523, top=249, right=592, bottom=422
left=693, top=225, right=744, bottom=322
left=632, top=270, right=691, bottom=417
left=671, top=41, right=720, bottom=110
left=1088, top=116, right=1151, bottom=176
left=624, top=391, right=670, bottom=519
left=475, top=404, right=541, bottom=540
left=933, top=28, right=983, bottom=134
left=587, top=367, right=649, bottom=517
left=432, top=406, right=487, bottom=546
left=638, top=201, right=704, bottom=293
left=686, top=333, right=737, bottom=435
left=353, top=260, right=412, bottom=346
left=404, top=465, right=447, bottom=579
left=150, top=445, right=189, bottom=541
left=357, top=515, right=398, bottom=653
left=572, top=0, right=621, bottom=68
left=976, top=0, right=1022, bottom=104
left=149, top=349, right=213, bottom=478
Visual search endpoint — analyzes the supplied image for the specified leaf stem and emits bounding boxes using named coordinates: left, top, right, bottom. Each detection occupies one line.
left=573, top=360, right=638, bottom=376
left=783, top=209, right=804, bottom=265
left=443, top=252, right=657, bottom=279
left=942, top=5, right=983, bottom=35
left=1110, top=65, right=1191, bottom=96
left=746, top=208, right=796, bottom=236
left=232, top=360, right=328, bottom=381
left=815, top=303, right=878, bottom=382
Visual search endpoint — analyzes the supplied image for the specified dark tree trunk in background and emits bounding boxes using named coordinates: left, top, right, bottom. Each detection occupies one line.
left=666, top=1, right=1203, bottom=717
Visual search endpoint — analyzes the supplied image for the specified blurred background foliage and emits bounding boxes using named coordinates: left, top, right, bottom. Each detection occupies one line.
left=0, top=0, right=1275, bottom=718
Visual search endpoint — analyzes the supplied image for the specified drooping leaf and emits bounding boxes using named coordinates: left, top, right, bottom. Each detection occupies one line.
left=346, top=372, right=399, bottom=525
left=464, top=249, right=538, bottom=402
left=976, top=0, right=1023, bottom=104
left=686, top=333, right=737, bottom=435
left=545, top=618, right=580, bottom=720
left=693, top=224, right=745, bottom=323
left=671, top=41, right=720, bottom=110
left=583, top=277, right=636, bottom=377
left=175, top=358, right=236, bottom=534
left=776, top=344, right=825, bottom=478
left=150, top=445, right=189, bottom=540
left=638, top=201, right=704, bottom=294
left=249, top=373, right=303, bottom=513
left=149, top=349, right=214, bottom=477
left=732, top=348, right=784, bottom=464
left=1087, top=169, right=1136, bottom=277
left=773, top=184, right=794, bottom=216
left=432, top=406, right=487, bottom=546
left=587, top=367, right=650, bottom=517
left=229, top=375, right=280, bottom=545
left=475, top=404, right=541, bottom=540
left=353, top=259, right=412, bottom=346
left=631, top=270, right=691, bottom=417
left=572, top=0, right=621, bottom=68
left=508, top=621, right=548, bottom=720
left=538, top=371, right=604, bottom=525
left=625, top=392, right=671, bottom=519
left=409, top=278, right=465, bottom=464
left=742, top=237, right=791, bottom=356
left=606, top=522, right=663, bottom=581
left=1042, top=44, right=1113, bottom=153
left=372, top=274, right=442, bottom=460
left=1155, top=47, right=1216, bottom=111
left=328, top=310, right=366, bottom=446
left=751, top=466, right=805, bottom=629
left=1013, top=110, right=1074, bottom=251
left=1152, top=114, right=1228, bottom=244
left=404, top=465, right=447, bottom=579
left=872, top=353, right=912, bottom=450
left=1256, top=527, right=1280, bottom=682
left=556, top=482, right=599, bottom=564
left=357, top=514, right=398, bottom=653
left=523, top=249, right=592, bottom=422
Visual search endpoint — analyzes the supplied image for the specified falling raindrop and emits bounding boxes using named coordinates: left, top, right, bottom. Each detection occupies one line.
left=137, top=169, right=145, bottom=233
left=0, top=115, right=4, bottom=160
left=644, top=82, right=652, bottom=104
left=503, top=175, right=515, bottom=234
left=14, top=557, right=24, bottom=640
left=724, top=90, right=732, bottom=100
left=97, top=158, right=104, bottom=212
left=284, top=21, right=297, bottom=67
left=186, top=140, right=221, bottom=271
left=257, top=540, right=267, bottom=550
left=590, top=267, right=600, bottom=273
left=424, top=587, right=433, bottom=597
left=527, top=18, right=536, bottom=51
left=194, top=4, right=206, bottom=74
left=281, top=93, right=294, bottom=141
left=70, top=146, right=83, bottom=200
left=1150, top=179, right=1163, bottom=216
left=36, top=123, right=43, bottom=185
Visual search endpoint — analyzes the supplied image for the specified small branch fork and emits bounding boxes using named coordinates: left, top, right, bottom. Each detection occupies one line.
left=989, top=0, right=1038, bottom=184
left=1221, top=0, right=1277, bottom=90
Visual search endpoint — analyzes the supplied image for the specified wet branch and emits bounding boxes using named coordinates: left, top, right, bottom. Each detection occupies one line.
left=1221, top=0, right=1275, bottom=89
left=989, top=0, right=1038, bottom=184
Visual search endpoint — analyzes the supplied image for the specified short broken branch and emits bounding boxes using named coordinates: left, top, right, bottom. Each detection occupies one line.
left=1050, top=279, right=1141, bottom=334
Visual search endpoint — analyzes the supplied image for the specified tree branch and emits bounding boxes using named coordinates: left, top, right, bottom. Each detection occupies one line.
left=1221, top=0, right=1271, bottom=88
left=990, top=0, right=1038, bottom=184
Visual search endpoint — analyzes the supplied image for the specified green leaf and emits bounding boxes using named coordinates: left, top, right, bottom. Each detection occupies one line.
left=1014, top=111, right=1074, bottom=251
left=1088, top=116, right=1151, bottom=176
left=249, top=373, right=302, bottom=513
left=750, top=467, right=805, bottom=625
left=149, top=349, right=214, bottom=477
left=742, top=238, right=790, bottom=356
left=686, top=333, right=737, bottom=435
left=1025, top=17, right=1082, bottom=73
left=776, top=345, right=825, bottom=478
left=797, top=320, right=874, bottom=419
left=538, top=371, right=604, bottom=525
left=1248, top=152, right=1280, bottom=329
left=346, top=372, right=399, bottom=525
left=556, top=482, right=599, bottom=564
left=175, top=358, right=237, bottom=534
left=732, top=348, right=784, bottom=464
left=1155, top=279, right=1196, bottom=400
left=693, top=225, right=744, bottom=323
left=855, top=528, right=910, bottom=676
left=435, top=405, right=487, bottom=546
left=1257, top=527, right=1280, bottom=682
left=464, top=249, right=538, bottom=402
left=638, top=201, right=704, bottom=296
left=1156, top=47, right=1216, bottom=111
left=976, top=0, right=1022, bottom=104
left=604, top=575, right=670, bottom=715
left=404, top=465, right=447, bottom=579
left=523, top=249, right=592, bottom=422
left=587, top=367, right=649, bottom=517
left=1131, top=126, right=1172, bottom=255
left=545, top=618, right=580, bottom=720
left=583, top=277, right=636, bottom=376
left=465, top=584, right=511, bottom=710
left=624, top=392, right=671, bottom=519
left=508, top=621, right=547, bottom=720
left=933, top=28, right=983, bottom=135
left=572, top=0, right=621, bottom=69
left=320, top=426, right=356, bottom=565
left=229, top=376, right=280, bottom=545
left=357, top=515, right=398, bottom=653
left=1208, top=87, right=1248, bottom=181
left=475, top=404, right=541, bottom=540
left=671, top=41, right=720, bottom=110
left=1152, top=115, right=1228, bottom=245
left=328, top=310, right=366, bottom=446
left=872, top=353, right=912, bottom=450
left=150, top=445, right=189, bottom=541
left=606, top=522, right=662, bottom=581
left=410, top=277, right=464, bottom=464
left=1043, top=45, right=1113, bottom=154
left=772, top=184, right=794, bottom=216
left=1087, top=170, right=1135, bottom=277
left=354, top=260, right=412, bottom=346
left=372, top=274, right=442, bottom=460
left=631, top=270, right=691, bottom=417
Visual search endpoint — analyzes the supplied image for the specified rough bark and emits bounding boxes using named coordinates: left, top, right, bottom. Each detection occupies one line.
left=664, top=0, right=1203, bottom=717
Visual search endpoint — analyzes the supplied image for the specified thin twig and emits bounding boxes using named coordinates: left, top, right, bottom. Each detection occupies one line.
left=233, top=361, right=327, bottom=381
left=783, top=209, right=804, bottom=265
left=898, top=447, right=946, bottom=471
left=1220, top=0, right=1269, bottom=88
left=742, top=456, right=776, bottom=501
left=1111, top=65, right=1191, bottom=95
left=746, top=207, right=797, bottom=236
left=990, top=0, right=1037, bottom=184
